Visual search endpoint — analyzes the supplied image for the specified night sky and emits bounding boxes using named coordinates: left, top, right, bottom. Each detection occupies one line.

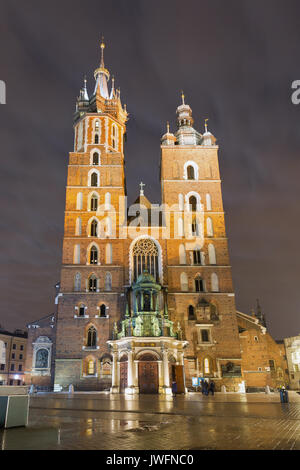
left=0, top=0, right=300, bottom=339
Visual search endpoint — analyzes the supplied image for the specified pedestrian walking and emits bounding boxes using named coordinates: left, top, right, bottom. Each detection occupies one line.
left=209, top=380, right=215, bottom=396
left=203, top=380, right=209, bottom=396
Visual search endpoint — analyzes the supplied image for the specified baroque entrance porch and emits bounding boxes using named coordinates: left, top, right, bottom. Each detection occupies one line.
left=108, top=337, right=188, bottom=395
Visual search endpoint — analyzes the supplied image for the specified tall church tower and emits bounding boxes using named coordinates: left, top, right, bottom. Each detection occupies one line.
left=54, top=40, right=129, bottom=390
left=161, top=93, right=243, bottom=389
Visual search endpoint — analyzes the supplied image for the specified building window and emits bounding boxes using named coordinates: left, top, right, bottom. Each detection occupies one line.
left=191, top=218, right=199, bottom=236
left=204, top=358, right=210, bottom=374
left=91, top=220, right=98, bottom=237
left=189, top=196, right=197, bottom=212
left=94, top=134, right=99, bottom=144
left=79, top=305, right=86, bottom=317
left=187, top=165, right=195, bottom=180
left=89, top=275, right=97, bottom=292
left=20, top=345, right=24, bottom=351
left=12, top=353, right=15, bottom=359
left=100, top=304, right=107, bottom=318
left=12, top=344, right=16, bottom=350
left=9, top=379, right=13, bottom=385
left=195, top=277, right=204, bottom=292
left=201, top=330, right=210, bottom=342
left=91, top=173, right=98, bottom=187
left=0, top=364, right=5, bottom=371
left=93, top=152, right=99, bottom=165
left=87, top=327, right=97, bottom=348
left=112, top=125, right=117, bottom=150
left=254, top=336, right=259, bottom=342
left=269, top=360, right=275, bottom=371
left=132, top=238, right=159, bottom=282
left=88, top=360, right=95, bottom=376
left=10, top=364, right=15, bottom=371
left=188, top=305, right=195, bottom=320
left=91, top=194, right=99, bottom=211
left=19, top=354, right=23, bottom=360
left=18, top=365, right=22, bottom=372
left=90, top=246, right=98, bottom=265
left=35, top=349, right=49, bottom=369
left=193, top=250, right=201, bottom=265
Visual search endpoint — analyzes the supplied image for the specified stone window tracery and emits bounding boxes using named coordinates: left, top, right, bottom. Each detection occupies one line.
left=133, top=238, right=159, bottom=282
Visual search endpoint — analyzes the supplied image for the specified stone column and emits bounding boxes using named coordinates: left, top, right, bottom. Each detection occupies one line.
left=110, top=351, right=119, bottom=393
left=162, top=348, right=171, bottom=394
left=126, top=350, right=138, bottom=394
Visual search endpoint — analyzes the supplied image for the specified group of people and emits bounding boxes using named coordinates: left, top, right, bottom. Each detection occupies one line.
left=200, top=379, right=215, bottom=396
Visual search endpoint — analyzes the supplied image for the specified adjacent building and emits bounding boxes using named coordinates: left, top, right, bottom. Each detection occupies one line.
left=0, top=329, right=27, bottom=386
left=284, top=334, right=300, bottom=390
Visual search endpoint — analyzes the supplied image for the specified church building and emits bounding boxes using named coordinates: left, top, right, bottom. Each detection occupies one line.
left=25, top=40, right=289, bottom=394
left=50, top=39, right=244, bottom=394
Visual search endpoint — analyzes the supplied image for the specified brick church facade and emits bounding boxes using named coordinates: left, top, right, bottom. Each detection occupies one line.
left=24, top=40, right=289, bottom=393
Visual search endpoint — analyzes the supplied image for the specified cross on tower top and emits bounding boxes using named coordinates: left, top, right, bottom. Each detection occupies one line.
left=139, top=182, right=145, bottom=196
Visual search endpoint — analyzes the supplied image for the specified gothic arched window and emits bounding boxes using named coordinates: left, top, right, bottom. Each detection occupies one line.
left=93, top=152, right=99, bottom=165
left=87, top=360, right=95, bottom=375
left=195, top=276, right=204, bottom=292
left=91, top=173, right=98, bottom=187
left=89, top=274, right=97, bottom=292
left=187, top=165, right=195, bottom=180
left=100, top=304, right=106, bottom=318
left=189, top=196, right=197, bottom=212
left=188, top=305, right=195, bottom=320
left=90, top=194, right=98, bottom=211
left=112, top=124, right=117, bottom=150
left=87, top=327, right=97, bottom=348
left=91, top=220, right=98, bottom=237
left=79, top=304, right=86, bottom=317
left=132, top=238, right=159, bottom=282
left=204, top=357, right=211, bottom=374
left=90, top=246, right=98, bottom=265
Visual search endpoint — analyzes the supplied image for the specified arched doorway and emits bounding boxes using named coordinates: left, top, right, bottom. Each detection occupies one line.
left=119, top=355, right=128, bottom=391
left=138, top=353, right=159, bottom=394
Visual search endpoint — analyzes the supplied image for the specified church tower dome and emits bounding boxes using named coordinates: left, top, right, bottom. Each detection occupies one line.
left=174, top=92, right=202, bottom=145
left=161, top=121, right=176, bottom=146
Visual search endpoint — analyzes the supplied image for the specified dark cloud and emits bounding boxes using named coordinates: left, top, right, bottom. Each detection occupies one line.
left=0, top=0, right=299, bottom=338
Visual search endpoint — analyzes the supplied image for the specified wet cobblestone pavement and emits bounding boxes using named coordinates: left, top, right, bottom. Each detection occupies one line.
left=1, top=392, right=300, bottom=450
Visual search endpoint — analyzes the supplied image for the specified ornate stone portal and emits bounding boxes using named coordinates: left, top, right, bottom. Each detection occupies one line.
left=107, top=271, right=188, bottom=394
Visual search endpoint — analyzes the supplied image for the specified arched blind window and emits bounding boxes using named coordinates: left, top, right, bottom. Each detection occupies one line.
left=74, top=273, right=81, bottom=292
left=133, top=239, right=159, bottom=282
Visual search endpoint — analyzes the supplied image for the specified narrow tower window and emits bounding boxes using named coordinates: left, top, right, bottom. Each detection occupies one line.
left=195, top=276, right=204, bottom=292
left=91, top=173, right=98, bottom=187
left=87, top=327, right=97, bottom=348
left=89, top=274, right=97, bottom=292
left=91, top=220, right=98, bottom=237
left=187, top=165, right=195, bottom=180
left=90, top=246, right=98, bottom=265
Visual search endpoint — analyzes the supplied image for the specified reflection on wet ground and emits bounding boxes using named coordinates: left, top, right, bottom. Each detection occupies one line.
left=1, top=392, right=300, bottom=450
